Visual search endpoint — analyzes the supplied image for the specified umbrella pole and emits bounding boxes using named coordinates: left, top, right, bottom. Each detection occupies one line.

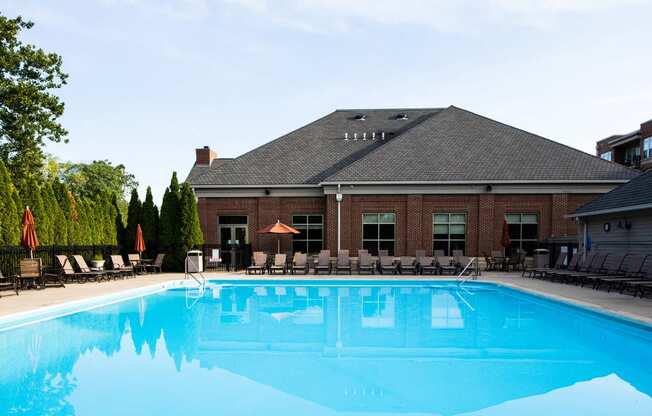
left=277, top=238, right=280, bottom=254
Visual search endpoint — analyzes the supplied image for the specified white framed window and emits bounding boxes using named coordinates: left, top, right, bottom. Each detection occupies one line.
left=362, top=213, right=395, bottom=256
left=292, top=215, right=323, bottom=254
left=433, top=213, right=466, bottom=256
left=600, top=151, right=612, bottom=161
left=361, top=287, right=395, bottom=328
left=506, top=213, right=539, bottom=255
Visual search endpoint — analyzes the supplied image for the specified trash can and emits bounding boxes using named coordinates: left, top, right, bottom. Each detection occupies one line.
left=533, top=249, right=549, bottom=269
left=185, top=250, right=204, bottom=273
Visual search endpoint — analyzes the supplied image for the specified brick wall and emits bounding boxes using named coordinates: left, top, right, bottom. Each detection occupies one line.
left=197, top=193, right=599, bottom=255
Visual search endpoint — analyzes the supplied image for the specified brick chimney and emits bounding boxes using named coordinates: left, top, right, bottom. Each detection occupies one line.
left=641, top=119, right=652, bottom=138
left=195, top=146, right=217, bottom=166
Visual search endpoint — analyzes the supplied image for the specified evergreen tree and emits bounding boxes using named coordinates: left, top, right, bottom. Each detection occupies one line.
left=53, top=180, right=74, bottom=245
left=141, top=186, right=159, bottom=256
left=0, top=160, right=20, bottom=244
left=40, top=181, right=65, bottom=245
left=179, top=182, right=203, bottom=252
left=159, top=173, right=182, bottom=270
left=125, top=189, right=142, bottom=251
left=112, top=195, right=126, bottom=248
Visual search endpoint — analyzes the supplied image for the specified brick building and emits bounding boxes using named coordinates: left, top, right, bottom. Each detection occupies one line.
left=186, top=106, right=637, bottom=257
left=596, top=117, right=652, bottom=171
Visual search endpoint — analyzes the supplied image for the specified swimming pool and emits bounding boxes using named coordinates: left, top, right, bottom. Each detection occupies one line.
left=1, top=280, right=651, bottom=415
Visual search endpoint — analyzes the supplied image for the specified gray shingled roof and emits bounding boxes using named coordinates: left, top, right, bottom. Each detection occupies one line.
left=187, top=106, right=638, bottom=186
left=570, top=171, right=652, bottom=217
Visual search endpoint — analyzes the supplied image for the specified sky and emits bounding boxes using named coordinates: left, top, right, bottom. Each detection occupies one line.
left=2, top=0, right=652, bottom=204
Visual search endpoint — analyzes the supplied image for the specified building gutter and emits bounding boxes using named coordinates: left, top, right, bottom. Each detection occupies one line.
left=567, top=203, right=652, bottom=219
left=320, top=180, right=631, bottom=186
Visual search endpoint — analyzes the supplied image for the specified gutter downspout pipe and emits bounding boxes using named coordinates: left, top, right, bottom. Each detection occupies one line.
left=336, top=184, right=343, bottom=252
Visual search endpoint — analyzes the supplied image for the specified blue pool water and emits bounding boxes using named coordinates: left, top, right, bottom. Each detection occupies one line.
left=1, top=280, right=652, bottom=415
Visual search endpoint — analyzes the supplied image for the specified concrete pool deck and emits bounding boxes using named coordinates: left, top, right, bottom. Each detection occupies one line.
left=2, top=271, right=652, bottom=325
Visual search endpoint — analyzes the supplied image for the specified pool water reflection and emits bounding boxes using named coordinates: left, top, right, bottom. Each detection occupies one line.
left=1, top=281, right=652, bottom=415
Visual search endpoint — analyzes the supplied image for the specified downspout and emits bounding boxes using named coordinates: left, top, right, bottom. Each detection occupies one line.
left=582, top=220, right=587, bottom=259
left=336, top=184, right=343, bottom=252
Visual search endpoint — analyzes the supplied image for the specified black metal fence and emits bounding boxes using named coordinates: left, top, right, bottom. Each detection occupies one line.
left=0, top=245, right=121, bottom=277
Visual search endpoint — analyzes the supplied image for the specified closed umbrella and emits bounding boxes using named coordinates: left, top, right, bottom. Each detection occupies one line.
left=500, top=219, right=511, bottom=254
left=257, top=220, right=300, bottom=254
left=135, top=224, right=146, bottom=258
left=21, top=206, right=39, bottom=258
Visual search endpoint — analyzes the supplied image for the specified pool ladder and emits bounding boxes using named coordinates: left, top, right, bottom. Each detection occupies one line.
left=456, top=257, right=478, bottom=311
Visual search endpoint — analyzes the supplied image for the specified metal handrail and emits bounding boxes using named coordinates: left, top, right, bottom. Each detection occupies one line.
left=457, top=257, right=479, bottom=286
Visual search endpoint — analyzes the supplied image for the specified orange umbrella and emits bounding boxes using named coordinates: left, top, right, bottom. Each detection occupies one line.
left=21, top=206, right=39, bottom=258
left=500, top=219, right=511, bottom=252
left=135, top=224, right=146, bottom=255
left=257, top=220, right=300, bottom=253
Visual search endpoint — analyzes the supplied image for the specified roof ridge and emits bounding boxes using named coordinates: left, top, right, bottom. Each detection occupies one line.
left=334, top=107, right=444, bottom=112
left=448, top=105, right=639, bottom=175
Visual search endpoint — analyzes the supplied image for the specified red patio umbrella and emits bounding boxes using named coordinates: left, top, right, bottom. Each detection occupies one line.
left=135, top=224, right=146, bottom=257
left=500, top=219, right=511, bottom=254
left=21, top=206, right=39, bottom=258
left=257, top=220, right=300, bottom=253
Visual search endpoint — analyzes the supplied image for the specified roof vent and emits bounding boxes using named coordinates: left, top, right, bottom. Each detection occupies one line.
left=396, top=113, right=408, bottom=120
left=372, top=132, right=376, bottom=140
left=362, top=132, right=367, bottom=140
left=353, top=133, right=358, bottom=140
left=381, top=131, right=385, bottom=140
left=344, top=132, right=349, bottom=141
left=353, top=114, right=366, bottom=121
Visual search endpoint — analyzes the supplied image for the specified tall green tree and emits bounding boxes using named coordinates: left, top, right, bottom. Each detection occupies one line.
left=0, top=15, right=68, bottom=180
left=52, top=179, right=74, bottom=244
left=112, top=195, right=126, bottom=248
left=159, top=172, right=182, bottom=270
left=125, top=189, right=142, bottom=252
left=179, top=182, right=203, bottom=252
left=141, top=186, right=159, bottom=256
left=0, top=160, right=20, bottom=244
left=40, top=181, right=66, bottom=245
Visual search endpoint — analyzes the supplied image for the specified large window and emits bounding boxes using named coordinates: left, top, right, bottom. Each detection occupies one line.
left=292, top=215, right=323, bottom=254
left=600, top=151, right=612, bottom=161
left=433, top=213, right=466, bottom=256
left=644, top=137, right=652, bottom=159
left=624, top=146, right=641, bottom=166
left=362, top=213, right=395, bottom=256
left=506, top=213, right=539, bottom=255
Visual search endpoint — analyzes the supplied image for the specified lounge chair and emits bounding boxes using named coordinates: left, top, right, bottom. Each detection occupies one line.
left=554, top=253, right=607, bottom=285
left=378, top=249, right=389, bottom=257
left=246, top=252, right=267, bottom=275
left=572, top=254, right=626, bottom=287
left=379, top=256, right=398, bottom=275
left=145, top=253, right=165, bottom=273
left=626, top=259, right=652, bottom=297
left=358, top=249, right=369, bottom=258
left=434, top=250, right=446, bottom=258
left=73, top=255, right=111, bottom=281
left=315, top=251, right=331, bottom=275
left=590, top=254, right=647, bottom=292
left=419, top=256, right=437, bottom=275
left=55, top=255, right=94, bottom=283
left=606, top=256, right=652, bottom=296
left=110, top=255, right=134, bottom=278
left=336, top=251, right=352, bottom=274
left=415, top=250, right=426, bottom=259
left=128, top=254, right=147, bottom=274
left=291, top=253, right=309, bottom=275
left=0, top=269, right=18, bottom=297
left=358, top=253, right=375, bottom=275
left=547, top=253, right=594, bottom=282
left=269, top=253, right=287, bottom=274
left=524, top=254, right=566, bottom=279
left=399, top=256, right=417, bottom=275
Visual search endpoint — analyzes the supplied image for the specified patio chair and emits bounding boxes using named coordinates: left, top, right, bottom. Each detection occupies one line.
left=269, top=253, right=287, bottom=275
left=128, top=254, right=147, bottom=274
left=547, top=253, right=593, bottom=282
left=145, top=254, right=165, bottom=273
left=434, top=250, right=446, bottom=258
left=110, top=255, right=135, bottom=278
left=358, top=249, right=369, bottom=258
left=415, top=249, right=426, bottom=259
left=358, top=253, right=375, bottom=275
left=399, top=256, right=417, bottom=275
left=484, top=253, right=498, bottom=272
left=205, top=249, right=222, bottom=270
left=291, top=253, right=309, bottom=275
left=73, top=255, right=111, bottom=282
left=571, top=254, right=626, bottom=287
left=555, top=253, right=608, bottom=285
left=623, top=257, right=652, bottom=297
left=0, top=269, right=18, bottom=297
left=336, top=251, right=352, bottom=275
left=246, top=252, right=267, bottom=275
left=418, top=256, right=437, bottom=275
left=457, top=256, right=476, bottom=276
left=55, top=255, right=93, bottom=283
left=17, top=259, right=43, bottom=290
left=378, top=249, right=389, bottom=257
left=379, top=256, right=398, bottom=275
left=315, top=251, right=332, bottom=275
